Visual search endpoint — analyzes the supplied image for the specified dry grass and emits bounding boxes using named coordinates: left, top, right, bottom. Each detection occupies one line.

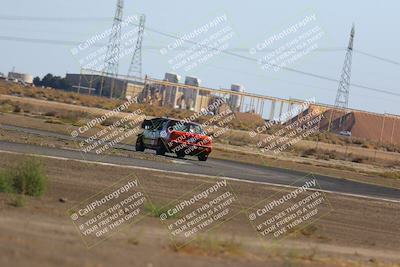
left=1, top=80, right=399, bottom=169
left=288, top=224, right=319, bottom=238
left=298, top=147, right=376, bottom=165
left=0, top=80, right=265, bottom=131
left=380, top=171, right=400, bottom=179
left=171, top=235, right=243, bottom=257
left=127, top=237, right=140, bottom=246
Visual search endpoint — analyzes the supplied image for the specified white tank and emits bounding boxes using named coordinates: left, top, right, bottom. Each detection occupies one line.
left=229, top=84, right=244, bottom=108
left=164, top=72, right=181, bottom=83
left=184, top=76, right=201, bottom=86
left=183, top=76, right=201, bottom=110
left=163, top=73, right=181, bottom=108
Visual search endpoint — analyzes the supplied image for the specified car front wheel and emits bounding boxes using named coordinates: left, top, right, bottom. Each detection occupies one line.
left=198, top=154, right=208, bottom=161
left=135, top=137, right=145, bottom=152
left=156, top=145, right=166, bottom=155
left=176, top=151, right=186, bottom=158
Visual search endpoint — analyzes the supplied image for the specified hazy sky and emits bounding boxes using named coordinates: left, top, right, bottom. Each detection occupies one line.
left=0, top=0, right=399, bottom=115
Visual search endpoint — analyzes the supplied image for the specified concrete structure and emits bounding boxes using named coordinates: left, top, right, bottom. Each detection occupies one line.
left=140, top=73, right=213, bottom=113
left=164, top=73, right=180, bottom=83
left=229, top=84, right=244, bottom=111
left=7, top=72, right=33, bottom=84
left=145, top=76, right=310, bottom=119
left=125, top=82, right=145, bottom=99
left=162, top=73, right=181, bottom=108
left=183, top=76, right=201, bottom=110
left=65, top=73, right=144, bottom=99
left=287, top=105, right=400, bottom=145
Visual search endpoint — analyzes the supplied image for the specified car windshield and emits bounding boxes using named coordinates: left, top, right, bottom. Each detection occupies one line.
left=169, top=121, right=204, bottom=134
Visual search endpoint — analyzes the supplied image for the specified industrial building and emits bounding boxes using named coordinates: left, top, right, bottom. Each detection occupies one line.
left=69, top=68, right=305, bottom=119
left=67, top=68, right=314, bottom=121
left=65, top=73, right=144, bottom=99
left=142, top=73, right=228, bottom=114
left=7, top=71, right=33, bottom=85
left=139, top=73, right=248, bottom=114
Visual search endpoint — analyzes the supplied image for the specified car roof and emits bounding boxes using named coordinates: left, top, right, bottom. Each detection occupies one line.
left=151, top=117, right=201, bottom=126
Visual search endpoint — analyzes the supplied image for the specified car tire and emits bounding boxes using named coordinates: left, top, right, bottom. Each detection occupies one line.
left=198, top=154, right=208, bottom=161
left=135, top=136, right=145, bottom=152
left=156, top=144, right=166, bottom=156
left=176, top=151, right=186, bottom=158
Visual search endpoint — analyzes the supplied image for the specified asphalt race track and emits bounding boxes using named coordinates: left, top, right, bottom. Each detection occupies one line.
left=0, top=139, right=399, bottom=201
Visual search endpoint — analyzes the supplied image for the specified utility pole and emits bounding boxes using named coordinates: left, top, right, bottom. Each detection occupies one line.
left=127, top=14, right=146, bottom=81
left=100, top=0, right=124, bottom=98
left=334, top=24, right=355, bottom=109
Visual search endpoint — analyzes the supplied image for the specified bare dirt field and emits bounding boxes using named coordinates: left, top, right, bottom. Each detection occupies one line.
left=0, top=152, right=399, bottom=267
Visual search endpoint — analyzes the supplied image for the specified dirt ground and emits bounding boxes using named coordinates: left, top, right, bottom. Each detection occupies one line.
left=0, top=152, right=399, bottom=267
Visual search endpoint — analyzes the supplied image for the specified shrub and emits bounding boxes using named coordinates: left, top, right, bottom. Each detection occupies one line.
left=301, top=148, right=316, bottom=157
left=127, top=237, right=139, bottom=246
left=45, top=119, right=64, bottom=125
left=326, top=150, right=339, bottom=160
left=144, top=202, right=177, bottom=219
left=100, top=117, right=118, bottom=127
left=0, top=158, right=48, bottom=197
left=300, top=225, right=318, bottom=237
left=58, top=111, right=89, bottom=124
left=12, top=158, right=47, bottom=197
left=10, top=194, right=26, bottom=207
left=0, top=170, right=13, bottom=193
left=0, top=101, right=14, bottom=113
left=381, top=171, right=400, bottom=179
left=13, top=104, right=22, bottom=113
left=351, top=157, right=365, bottom=164
left=45, top=111, right=58, bottom=117
left=316, top=153, right=329, bottom=161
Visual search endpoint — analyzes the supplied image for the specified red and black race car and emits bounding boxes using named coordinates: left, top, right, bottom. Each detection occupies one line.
left=135, top=118, right=212, bottom=161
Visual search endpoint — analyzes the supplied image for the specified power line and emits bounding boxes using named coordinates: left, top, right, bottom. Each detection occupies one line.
left=0, top=35, right=82, bottom=46
left=0, top=15, right=111, bottom=22
left=354, top=49, right=400, bottom=66
left=0, top=15, right=398, bottom=62
left=0, top=30, right=399, bottom=98
left=1, top=34, right=399, bottom=98
left=0, top=34, right=342, bottom=52
left=0, top=15, right=345, bottom=52
left=138, top=24, right=400, bottom=98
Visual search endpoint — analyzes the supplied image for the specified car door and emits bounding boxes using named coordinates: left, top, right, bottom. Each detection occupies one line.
left=143, top=119, right=167, bottom=146
left=142, top=119, right=161, bottom=146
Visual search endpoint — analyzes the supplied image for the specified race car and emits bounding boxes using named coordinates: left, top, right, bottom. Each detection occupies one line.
left=135, top=118, right=212, bottom=161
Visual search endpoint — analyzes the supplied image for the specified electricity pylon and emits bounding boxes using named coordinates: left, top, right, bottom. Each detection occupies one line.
left=334, top=24, right=355, bottom=108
